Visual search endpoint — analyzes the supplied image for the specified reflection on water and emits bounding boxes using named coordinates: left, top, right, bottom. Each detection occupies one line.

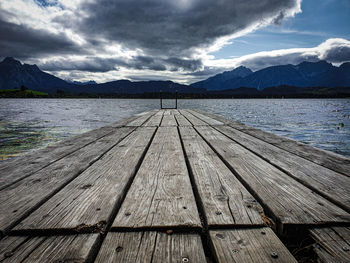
left=0, top=98, right=349, bottom=160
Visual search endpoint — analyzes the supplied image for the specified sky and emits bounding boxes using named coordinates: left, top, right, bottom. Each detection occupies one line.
left=0, top=0, right=349, bottom=84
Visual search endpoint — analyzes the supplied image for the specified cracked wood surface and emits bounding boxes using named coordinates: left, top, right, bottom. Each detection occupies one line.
left=310, top=227, right=350, bottom=263
left=0, top=127, right=135, bottom=235
left=179, top=125, right=264, bottom=226
left=193, top=109, right=350, bottom=176
left=112, top=126, right=201, bottom=229
left=210, top=228, right=297, bottom=263
left=0, top=234, right=98, bottom=262
left=14, top=127, right=156, bottom=233
left=95, top=232, right=206, bottom=263
left=195, top=125, right=350, bottom=232
left=0, top=109, right=349, bottom=262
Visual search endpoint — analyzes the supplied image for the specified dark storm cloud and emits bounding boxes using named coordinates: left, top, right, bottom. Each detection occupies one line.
left=39, top=56, right=202, bottom=72
left=0, top=19, right=80, bottom=59
left=79, top=0, right=301, bottom=56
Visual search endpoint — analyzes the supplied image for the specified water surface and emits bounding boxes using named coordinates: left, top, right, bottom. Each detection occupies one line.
left=0, top=98, right=349, bottom=160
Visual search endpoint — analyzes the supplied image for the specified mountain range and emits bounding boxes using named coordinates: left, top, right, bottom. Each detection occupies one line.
left=191, top=61, right=350, bottom=91
left=0, top=57, right=203, bottom=94
left=0, top=57, right=349, bottom=96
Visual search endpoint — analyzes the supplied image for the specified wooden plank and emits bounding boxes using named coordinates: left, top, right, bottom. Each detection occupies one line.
left=193, top=109, right=249, bottom=129
left=0, top=112, right=154, bottom=190
left=186, top=110, right=224, bottom=126
left=160, top=114, right=177, bottom=127
left=143, top=110, right=164, bottom=127
left=0, top=126, right=114, bottom=190
left=107, top=111, right=154, bottom=128
left=0, top=127, right=135, bottom=235
left=179, top=126, right=264, bottom=226
left=14, top=127, right=156, bottom=233
left=175, top=114, right=192, bottom=126
left=195, top=125, right=350, bottom=233
left=310, top=227, right=350, bottom=263
left=170, top=109, right=180, bottom=115
left=216, top=125, right=350, bottom=212
left=194, top=109, right=350, bottom=176
left=0, top=234, right=98, bottom=262
left=95, top=231, right=206, bottom=263
left=113, top=127, right=201, bottom=229
left=179, top=110, right=208, bottom=126
left=126, top=111, right=155, bottom=127
left=210, top=228, right=297, bottom=262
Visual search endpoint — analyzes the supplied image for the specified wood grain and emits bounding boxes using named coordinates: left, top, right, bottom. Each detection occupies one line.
left=0, top=112, right=154, bottom=190
left=179, top=110, right=207, bottom=126
left=179, top=126, right=264, bottom=226
left=0, top=127, right=134, bottom=234
left=195, top=125, right=350, bottom=233
left=194, top=109, right=350, bottom=176
left=310, top=227, right=350, bottom=263
left=14, top=127, right=156, bottom=232
left=113, top=126, right=201, bottom=229
left=126, top=111, right=155, bottom=126
left=0, top=234, right=98, bottom=263
left=210, top=228, right=297, bottom=262
left=216, top=125, right=350, bottom=212
left=175, top=114, right=192, bottom=126
left=186, top=110, right=224, bottom=126
left=143, top=110, right=164, bottom=126
left=95, top=231, right=206, bottom=263
left=160, top=114, right=177, bottom=126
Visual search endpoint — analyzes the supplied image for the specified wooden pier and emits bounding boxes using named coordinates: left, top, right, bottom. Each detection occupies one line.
left=1, top=109, right=350, bottom=262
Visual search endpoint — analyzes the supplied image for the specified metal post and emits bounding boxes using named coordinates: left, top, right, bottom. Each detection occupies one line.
left=175, top=91, right=178, bottom=109
left=160, top=90, right=163, bottom=109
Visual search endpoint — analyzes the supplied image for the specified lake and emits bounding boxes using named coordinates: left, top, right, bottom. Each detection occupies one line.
left=0, top=98, right=349, bottom=160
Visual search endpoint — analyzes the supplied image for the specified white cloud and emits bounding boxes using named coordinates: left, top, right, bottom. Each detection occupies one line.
left=205, top=38, right=350, bottom=71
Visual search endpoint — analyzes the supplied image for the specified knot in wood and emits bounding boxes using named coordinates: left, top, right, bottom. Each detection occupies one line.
left=4, top=251, right=14, bottom=258
left=116, top=246, right=123, bottom=252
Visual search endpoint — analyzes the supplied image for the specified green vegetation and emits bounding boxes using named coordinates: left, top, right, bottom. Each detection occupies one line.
left=0, top=88, right=48, bottom=98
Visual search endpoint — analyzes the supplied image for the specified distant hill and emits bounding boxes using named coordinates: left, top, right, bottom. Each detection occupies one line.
left=0, top=57, right=71, bottom=93
left=191, top=66, right=252, bottom=91
left=0, top=57, right=349, bottom=97
left=191, top=61, right=350, bottom=90
left=0, top=57, right=204, bottom=94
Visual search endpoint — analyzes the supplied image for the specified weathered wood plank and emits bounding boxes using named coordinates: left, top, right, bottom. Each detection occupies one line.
left=210, top=228, right=297, bottom=262
left=193, top=109, right=249, bottom=128
left=194, top=109, right=350, bottom=176
left=14, top=127, right=156, bottom=233
left=195, top=125, right=350, bottom=233
left=126, top=111, right=155, bottom=126
left=0, top=112, right=154, bottom=190
left=216, top=125, right=350, bottom=212
left=0, top=234, right=98, bottom=262
left=175, top=114, right=192, bottom=126
left=0, top=127, right=135, bottom=235
left=143, top=110, right=164, bottom=126
left=179, top=110, right=207, bottom=126
left=179, top=126, right=264, bottom=226
left=310, top=227, right=350, bottom=263
left=113, top=127, right=201, bottom=229
left=0, top=126, right=114, bottom=190
left=186, top=110, right=224, bottom=126
left=170, top=109, right=180, bottom=115
left=106, top=111, right=154, bottom=128
left=160, top=114, right=177, bottom=127
left=95, top=231, right=206, bottom=263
